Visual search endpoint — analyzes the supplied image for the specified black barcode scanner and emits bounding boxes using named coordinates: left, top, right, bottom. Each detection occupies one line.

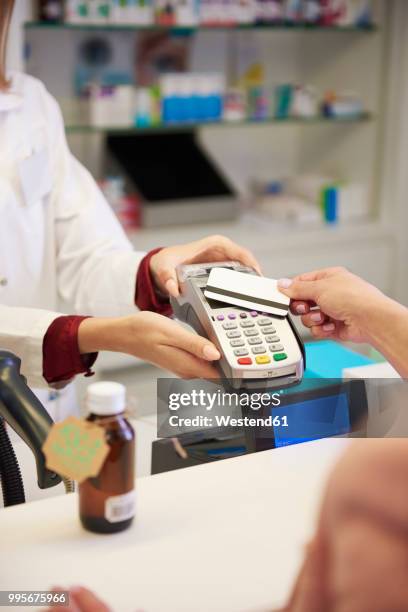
left=0, top=351, right=61, bottom=505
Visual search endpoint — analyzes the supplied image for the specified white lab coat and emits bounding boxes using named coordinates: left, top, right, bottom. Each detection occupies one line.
left=0, top=73, right=146, bottom=500
left=0, top=72, right=145, bottom=385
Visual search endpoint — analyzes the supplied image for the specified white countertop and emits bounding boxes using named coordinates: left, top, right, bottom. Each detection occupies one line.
left=0, top=438, right=349, bottom=612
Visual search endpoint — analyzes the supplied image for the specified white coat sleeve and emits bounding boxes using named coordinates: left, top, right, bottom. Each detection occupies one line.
left=43, top=88, right=146, bottom=317
left=0, top=305, right=62, bottom=388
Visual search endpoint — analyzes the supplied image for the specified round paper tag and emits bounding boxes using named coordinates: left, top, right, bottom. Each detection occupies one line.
left=42, top=416, right=109, bottom=483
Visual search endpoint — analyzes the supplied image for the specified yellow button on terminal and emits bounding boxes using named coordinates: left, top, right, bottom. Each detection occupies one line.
left=255, top=355, right=271, bottom=365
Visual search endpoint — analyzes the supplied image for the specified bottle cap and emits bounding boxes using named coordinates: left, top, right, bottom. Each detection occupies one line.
left=86, top=381, right=126, bottom=416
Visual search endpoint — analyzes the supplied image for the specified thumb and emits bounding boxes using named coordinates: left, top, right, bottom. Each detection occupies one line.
left=156, top=265, right=179, bottom=297
left=278, top=277, right=320, bottom=303
left=175, top=328, right=221, bottom=362
left=165, top=277, right=179, bottom=298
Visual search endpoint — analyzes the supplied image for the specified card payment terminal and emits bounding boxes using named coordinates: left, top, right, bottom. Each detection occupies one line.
left=170, top=262, right=305, bottom=390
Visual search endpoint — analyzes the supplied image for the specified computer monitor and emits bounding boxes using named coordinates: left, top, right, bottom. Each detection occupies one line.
left=245, top=379, right=368, bottom=452
left=107, top=131, right=238, bottom=227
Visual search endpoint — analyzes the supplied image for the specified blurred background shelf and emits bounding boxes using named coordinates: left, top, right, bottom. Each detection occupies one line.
left=18, top=1, right=401, bottom=308
left=24, top=21, right=378, bottom=33
left=65, top=113, right=373, bottom=134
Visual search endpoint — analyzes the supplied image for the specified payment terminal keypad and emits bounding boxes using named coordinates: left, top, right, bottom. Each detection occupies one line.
left=219, top=311, right=288, bottom=366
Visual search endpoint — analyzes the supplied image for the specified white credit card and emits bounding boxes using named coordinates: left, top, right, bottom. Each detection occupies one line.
left=204, top=268, right=290, bottom=316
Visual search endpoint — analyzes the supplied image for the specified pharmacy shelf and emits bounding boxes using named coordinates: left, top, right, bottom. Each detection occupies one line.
left=24, top=21, right=377, bottom=34
left=65, top=113, right=372, bottom=134
left=130, top=216, right=391, bottom=257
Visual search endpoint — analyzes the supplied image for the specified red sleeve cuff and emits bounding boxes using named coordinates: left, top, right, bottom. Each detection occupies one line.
left=43, top=316, right=98, bottom=385
left=135, top=247, right=173, bottom=317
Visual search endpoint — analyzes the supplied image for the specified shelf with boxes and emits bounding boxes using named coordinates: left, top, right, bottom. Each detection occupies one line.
left=27, top=4, right=378, bottom=133
left=33, top=0, right=376, bottom=30
left=25, top=21, right=377, bottom=32
left=27, top=3, right=384, bottom=246
left=64, top=112, right=372, bottom=133
left=61, top=68, right=372, bottom=132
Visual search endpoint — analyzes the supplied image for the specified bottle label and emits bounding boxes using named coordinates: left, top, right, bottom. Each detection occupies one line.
left=105, top=490, right=136, bottom=523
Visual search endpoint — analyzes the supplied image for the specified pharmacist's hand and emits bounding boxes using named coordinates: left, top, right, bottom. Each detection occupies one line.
left=149, top=235, right=261, bottom=297
left=47, top=586, right=111, bottom=612
left=78, top=312, right=220, bottom=379
left=277, top=267, right=386, bottom=343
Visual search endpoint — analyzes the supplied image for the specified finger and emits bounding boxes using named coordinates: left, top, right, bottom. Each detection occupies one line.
left=70, top=586, right=112, bottom=612
left=231, top=246, right=262, bottom=274
left=47, top=587, right=79, bottom=612
left=192, top=236, right=262, bottom=274
left=310, top=322, right=336, bottom=339
left=180, top=356, right=220, bottom=380
left=300, top=310, right=328, bottom=328
left=290, top=301, right=312, bottom=316
left=155, top=266, right=179, bottom=297
left=293, top=267, right=346, bottom=283
left=161, top=346, right=220, bottom=379
left=165, top=278, right=179, bottom=297
left=277, top=278, right=320, bottom=302
left=165, top=326, right=221, bottom=362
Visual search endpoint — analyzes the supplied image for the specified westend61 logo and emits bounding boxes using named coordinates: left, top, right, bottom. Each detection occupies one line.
left=168, top=389, right=281, bottom=411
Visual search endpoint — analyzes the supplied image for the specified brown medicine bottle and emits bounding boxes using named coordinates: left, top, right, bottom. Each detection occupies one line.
left=79, top=382, right=135, bottom=534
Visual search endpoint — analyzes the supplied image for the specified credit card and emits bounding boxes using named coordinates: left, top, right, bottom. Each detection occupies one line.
left=204, top=268, right=290, bottom=316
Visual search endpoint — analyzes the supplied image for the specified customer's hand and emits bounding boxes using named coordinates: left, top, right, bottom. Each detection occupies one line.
left=149, top=235, right=261, bottom=297
left=283, top=440, right=408, bottom=612
left=47, top=586, right=110, bottom=612
left=78, top=312, right=220, bottom=379
left=277, top=267, right=388, bottom=343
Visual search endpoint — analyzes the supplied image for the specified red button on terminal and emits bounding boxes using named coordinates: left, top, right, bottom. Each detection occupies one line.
left=237, top=357, right=252, bottom=365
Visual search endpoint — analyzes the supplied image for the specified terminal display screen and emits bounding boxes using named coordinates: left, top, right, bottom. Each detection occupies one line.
left=246, top=381, right=367, bottom=452
left=272, top=392, right=351, bottom=447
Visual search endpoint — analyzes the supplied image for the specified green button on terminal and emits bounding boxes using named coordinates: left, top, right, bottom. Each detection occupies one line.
left=273, top=353, right=287, bottom=362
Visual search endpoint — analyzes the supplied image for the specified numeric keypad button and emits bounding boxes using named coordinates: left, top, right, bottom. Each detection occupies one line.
left=226, top=330, right=241, bottom=339
left=252, top=346, right=267, bottom=354
left=234, top=348, right=249, bottom=356
left=269, top=343, right=284, bottom=352
left=222, top=322, right=237, bottom=330
left=244, top=329, right=259, bottom=337
left=240, top=320, right=255, bottom=328
left=248, top=337, right=262, bottom=345
left=265, top=335, right=280, bottom=343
